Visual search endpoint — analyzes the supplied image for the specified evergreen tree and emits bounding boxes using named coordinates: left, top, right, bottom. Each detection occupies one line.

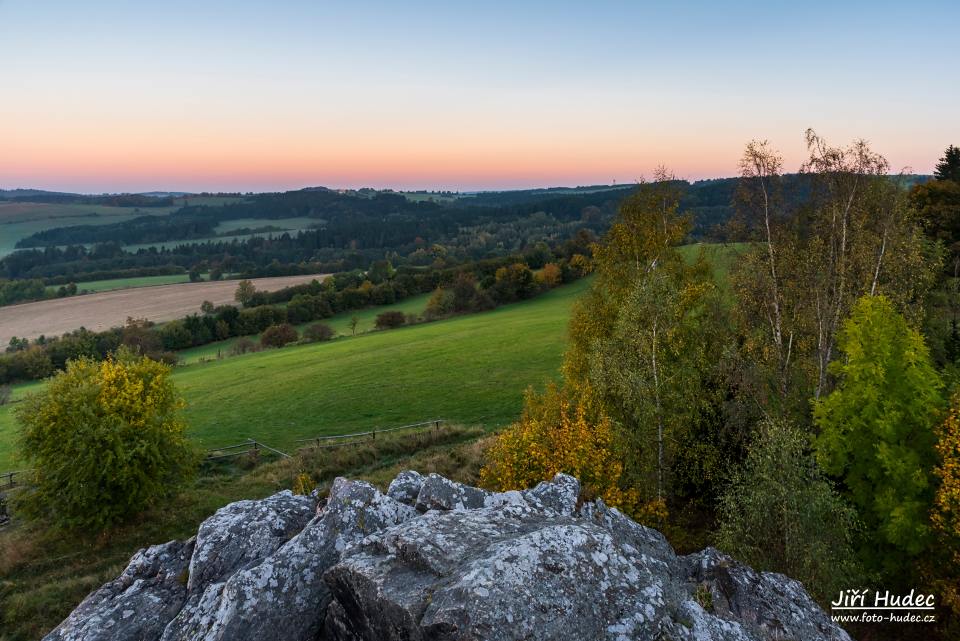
left=935, top=144, right=960, bottom=183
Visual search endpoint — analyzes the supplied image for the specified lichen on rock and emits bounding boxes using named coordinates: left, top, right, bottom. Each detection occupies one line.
left=43, top=472, right=852, bottom=641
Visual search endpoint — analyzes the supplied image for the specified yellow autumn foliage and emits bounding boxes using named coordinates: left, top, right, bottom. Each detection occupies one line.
left=480, top=384, right=639, bottom=515
left=932, top=392, right=960, bottom=615
left=15, top=349, right=197, bottom=529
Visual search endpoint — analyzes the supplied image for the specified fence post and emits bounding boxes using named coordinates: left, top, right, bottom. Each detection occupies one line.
left=372, top=428, right=376, bottom=441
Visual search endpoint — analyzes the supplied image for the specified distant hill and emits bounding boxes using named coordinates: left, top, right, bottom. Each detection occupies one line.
left=0, top=188, right=78, bottom=200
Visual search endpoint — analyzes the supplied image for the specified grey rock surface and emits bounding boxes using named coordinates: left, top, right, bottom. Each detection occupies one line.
left=386, top=469, right=424, bottom=506
left=44, top=472, right=852, bottom=641
left=161, top=478, right=416, bottom=641
left=414, top=472, right=492, bottom=512
left=44, top=538, right=194, bottom=641
left=186, top=489, right=314, bottom=591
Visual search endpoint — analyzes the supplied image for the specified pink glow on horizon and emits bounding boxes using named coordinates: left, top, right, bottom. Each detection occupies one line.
left=0, top=126, right=944, bottom=194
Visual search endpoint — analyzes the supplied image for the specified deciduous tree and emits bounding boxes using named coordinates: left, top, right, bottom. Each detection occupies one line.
left=15, top=350, right=196, bottom=528
left=717, top=419, right=860, bottom=604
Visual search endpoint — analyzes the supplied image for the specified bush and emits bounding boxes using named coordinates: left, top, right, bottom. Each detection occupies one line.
left=304, top=323, right=335, bottom=342
left=480, top=384, right=639, bottom=516
left=260, top=323, right=299, bottom=348
left=229, top=337, right=259, bottom=355
left=535, top=262, right=563, bottom=288
left=424, top=287, right=455, bottom=319
left=14, top=351, right=197, bottom=529
left=374, top=310, right=406, bottom=330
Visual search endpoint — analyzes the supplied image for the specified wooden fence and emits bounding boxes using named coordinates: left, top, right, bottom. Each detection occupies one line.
left=294, top=419, right=445, bottom=450
left=1, top=418, right=448, bottom=482
left=0, top=470, right=25, bottom=491
left=204, top=439, right=292, bottom=462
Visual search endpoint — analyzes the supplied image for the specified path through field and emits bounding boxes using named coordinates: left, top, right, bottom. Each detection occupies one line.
left=0, top=274, right=328, bottom=345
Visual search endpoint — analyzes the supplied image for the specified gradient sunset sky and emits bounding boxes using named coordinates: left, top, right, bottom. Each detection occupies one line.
left=1, top=0, right=958, bottom=193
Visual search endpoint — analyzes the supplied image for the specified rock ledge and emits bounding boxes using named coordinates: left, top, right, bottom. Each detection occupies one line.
left=45, top=472, right=851, bottom=641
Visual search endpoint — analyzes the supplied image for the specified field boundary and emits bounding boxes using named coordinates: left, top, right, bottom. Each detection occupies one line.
left=294, top=419, right=445, bottom=450
left=0, top=418, right=450, bottom=480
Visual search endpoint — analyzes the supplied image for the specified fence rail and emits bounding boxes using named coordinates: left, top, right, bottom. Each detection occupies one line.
left=204, top=439, right=291, bottom=462
left=0, top=470, right=27, bottom=491
left=295, top=419, right=445, bottom=449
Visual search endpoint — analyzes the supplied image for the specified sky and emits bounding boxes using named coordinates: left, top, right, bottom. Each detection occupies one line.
left=1, top=0, right=958, bottom=194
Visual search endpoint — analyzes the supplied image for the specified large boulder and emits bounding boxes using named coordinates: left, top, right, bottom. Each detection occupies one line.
left=43, top=472, right=852, bottom=641
left=161, top=478, right=416, bottom=641
left=185, top=489, right=315, bottom=591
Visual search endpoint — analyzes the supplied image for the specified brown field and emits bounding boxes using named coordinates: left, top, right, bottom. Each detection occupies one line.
left=0, top=274, right=329, bottom=345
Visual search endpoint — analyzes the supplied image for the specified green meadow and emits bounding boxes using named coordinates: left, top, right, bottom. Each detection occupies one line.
left=0, top=279, right=590, bottom=470
left=0, top=242, right=748, bottom=471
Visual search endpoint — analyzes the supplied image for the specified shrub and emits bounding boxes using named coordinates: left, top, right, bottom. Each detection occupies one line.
left=304, top=323, right=335, bottom=342
left=930, top=392, right=960, bottom=617
left=234, top=279, right=256, bottom=306
left=536, top=262, right=563, bottom=288
left=374, top=310, right=406, bottom=330
left=424, top=287, right=455, bottom=319
left=14, top=350, right=197, bottom=529
left=229, top=337, right=259, bottom=355
left=260, top=323, right=298, bottom=348
left=480, top=384, right=639, bottom=516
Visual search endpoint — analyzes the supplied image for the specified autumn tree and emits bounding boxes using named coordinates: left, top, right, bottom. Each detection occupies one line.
left=801, top=130, right=937, bottom=398
left=535, top=262, right=563, bottom=288
left=814, top=295, right=944, bottom=571
left=15, top=350, right=196, bottom=528
left=731, top=141, right=809, bottom=410
left=588, top=256, right=722, bottom=501
left=929, top=392, right=960, bottom=617
left=732, top=133, right=939, bottom=416
left=564, top=169, right=689, bottom=386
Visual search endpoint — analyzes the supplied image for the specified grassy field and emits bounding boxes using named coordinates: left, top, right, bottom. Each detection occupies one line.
left=0, top=203, right=179, bottom=256
left=212, top=216, right=316, bottom=235
left=52, top=273, right=192, bottom=293
left=0, top=279, right=589, bottom=470
left=176, top=292, right=433, bottom=363
left=0, top=196, right=244, bottom=256
left=0, top=242, right=747, bottom=470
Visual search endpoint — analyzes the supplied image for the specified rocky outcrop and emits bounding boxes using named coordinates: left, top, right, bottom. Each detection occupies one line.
left=44, top=473, right=852, bottom=641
